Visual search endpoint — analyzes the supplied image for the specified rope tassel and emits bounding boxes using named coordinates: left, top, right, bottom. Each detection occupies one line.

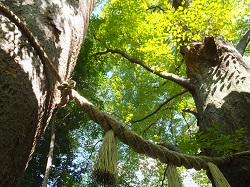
left=207, top=162, right=231, bottom=187
left=167, top=163, right=183, bottom=187
left=92, top=130, right=118, bottom=186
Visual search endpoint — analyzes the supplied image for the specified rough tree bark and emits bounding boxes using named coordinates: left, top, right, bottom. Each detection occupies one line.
left=185, top=37, right=250, bottom=187
left=0, top=1, right=96, bottom=186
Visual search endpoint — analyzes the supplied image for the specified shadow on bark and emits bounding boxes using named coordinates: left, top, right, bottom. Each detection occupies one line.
left=203, top=91, right=250, bottom=187
left=0, top=50, right=38, bottom=186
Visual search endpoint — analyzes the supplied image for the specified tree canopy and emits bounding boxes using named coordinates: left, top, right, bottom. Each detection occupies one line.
left=21, top=0, right=250, bottom=186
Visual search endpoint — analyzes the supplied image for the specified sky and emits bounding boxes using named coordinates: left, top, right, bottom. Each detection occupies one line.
left=182, top=169, right=201, bottom=187
left=136, top=157, right=210, bottom=187
left=92, top=0, right=105, bottom=16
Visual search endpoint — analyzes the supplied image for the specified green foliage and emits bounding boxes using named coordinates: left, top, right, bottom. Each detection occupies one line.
left=96, top=0, right=250, bottom=62
left=191, top=170, right=212, bottom=187
left=196, top=122, right=245, bottom=155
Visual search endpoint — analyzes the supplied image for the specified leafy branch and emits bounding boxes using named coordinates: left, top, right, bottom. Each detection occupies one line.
left=196, top=122, right=246, bottom=155
left=94, top=49, right=191, bottom=90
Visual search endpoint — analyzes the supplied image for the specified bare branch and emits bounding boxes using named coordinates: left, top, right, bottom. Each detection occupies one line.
left=236, top=28, right=250, bottom=56
left=94, top=49, right=191, bottom=90
left=141, top=122, right=156, bottom=135
left=182, top=108, right=198, bottom=119
left=172, top=0, right=183, bottom=9
left=133, top=90, right=188, bottom=123
left=181, top=113, right=192, bottom=138
left=160, top=165, right=168, bottom=187
left=147, top=5, right=165, bottom=12
left=82, top=139, right=102, bottom=172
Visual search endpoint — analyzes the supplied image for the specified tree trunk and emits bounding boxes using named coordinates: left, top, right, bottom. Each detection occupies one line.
left=185, top=37, right=250, bottom=187
left=0, top=1, right=96, bottom=186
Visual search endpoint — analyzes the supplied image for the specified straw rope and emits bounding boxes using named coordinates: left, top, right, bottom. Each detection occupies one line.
left=207, top=162, right=231, bottom=187
left=71, top=89, right=250, bottom=170
left=166, top=163, right=183, bottom=187
left=92, top=130, right=118, bottom=186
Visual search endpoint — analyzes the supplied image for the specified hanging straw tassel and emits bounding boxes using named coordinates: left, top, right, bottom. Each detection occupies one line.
left=167, top=163, right=183, bottom=187
left=92, top=130, right=118, bottom=186
left=207, top=162, right=231, bottom=187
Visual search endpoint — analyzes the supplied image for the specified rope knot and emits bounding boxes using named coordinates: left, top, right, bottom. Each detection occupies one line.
left=57, top=79, right=76, bottom=107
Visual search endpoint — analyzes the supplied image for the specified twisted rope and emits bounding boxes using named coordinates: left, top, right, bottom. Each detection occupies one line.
left=71, top=89, right=250, bottom=170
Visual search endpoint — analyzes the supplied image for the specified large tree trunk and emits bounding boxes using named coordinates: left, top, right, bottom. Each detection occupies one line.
left=185, top=37, right=250, bottom=187
left=0, top=1, right=96, bottom=186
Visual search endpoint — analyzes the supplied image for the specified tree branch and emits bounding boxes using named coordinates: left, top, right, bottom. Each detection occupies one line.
left=183, top=108, right=200, bottom=126
left=172, top=0, right=183, bottom=9
left=147, top=5, right=165, bottom=12
left=133, top=90, right=188, bottom=123
left=94, top=49, right=191, bottom=90
left=182, top=108, right=198, bottom=119
left=160, top=165, right=168, bottom=187
left=141, top=122, right=156, bottom=135
left=236, top=28, right=250, bottom=56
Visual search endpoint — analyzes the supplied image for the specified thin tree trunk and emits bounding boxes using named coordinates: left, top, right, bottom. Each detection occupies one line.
left=42, top=110, right=57, bottom=187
